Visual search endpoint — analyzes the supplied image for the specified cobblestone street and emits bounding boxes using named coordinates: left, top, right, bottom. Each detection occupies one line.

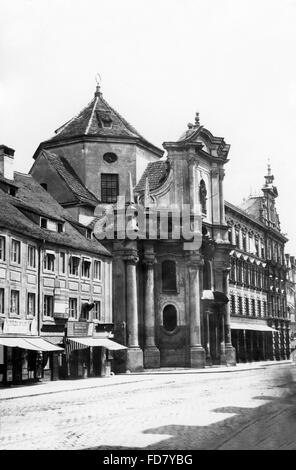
left=1, top=362, right=296, bottom=450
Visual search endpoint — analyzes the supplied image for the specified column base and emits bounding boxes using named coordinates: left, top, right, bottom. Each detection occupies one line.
left=144, top=347, right=160, bottom=369
left=225, top=345, right=236, bottom=366
left=189, top=346, right=206, bottom=368
left=126, top=347, right=144, bottom=372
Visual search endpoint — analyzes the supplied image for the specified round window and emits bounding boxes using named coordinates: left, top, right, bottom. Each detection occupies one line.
left=103, top=152, right=118, bottom=164
left=163, top=304, right=177, bottom=332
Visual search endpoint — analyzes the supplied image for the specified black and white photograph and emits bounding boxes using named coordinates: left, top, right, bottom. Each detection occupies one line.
left=1, top=0, right=296, bottom=457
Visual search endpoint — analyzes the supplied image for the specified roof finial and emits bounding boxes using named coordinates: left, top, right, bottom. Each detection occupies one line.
left=95, top=73, right=102, bottom=97
left=195, top=112, right=200, bottom=126
left=267, top=157, right=271, bottom=176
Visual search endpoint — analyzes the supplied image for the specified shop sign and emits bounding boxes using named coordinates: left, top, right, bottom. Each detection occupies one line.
left=3, top=319, right=31, bottom=335
left=67, top=321, right=94, bottom=337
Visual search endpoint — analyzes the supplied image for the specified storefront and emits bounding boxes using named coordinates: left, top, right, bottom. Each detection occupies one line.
left=0, top=337, right=64, bottom=386
left=65, top=337, right=127, bottom=379
left=230, top=320, right=277, bottom=362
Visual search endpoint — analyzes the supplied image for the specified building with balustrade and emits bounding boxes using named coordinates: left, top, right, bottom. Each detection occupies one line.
left=225, top=167, right=290, bottom=362
left=29, top=83, right=291, bottom=372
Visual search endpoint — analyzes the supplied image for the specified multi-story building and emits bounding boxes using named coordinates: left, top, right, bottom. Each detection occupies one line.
left=0, top=145, right=119, bottom=386
left=286, top=254, right=296, bottom=351
left=29, top=83, right=291, bottom=371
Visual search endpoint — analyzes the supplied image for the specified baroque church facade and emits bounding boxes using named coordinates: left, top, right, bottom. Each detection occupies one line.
left=30, top=83, right=291, bottom=372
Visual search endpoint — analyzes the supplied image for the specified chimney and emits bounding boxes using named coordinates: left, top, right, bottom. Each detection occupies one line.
left=0, top=145, right=15, bottom=180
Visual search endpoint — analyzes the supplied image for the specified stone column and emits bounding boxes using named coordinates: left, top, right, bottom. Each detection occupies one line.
left=220, top=311, right=226, bottom=365
left=219, top=169, right=226, bottom=225
left=188, top=254, right=205, bottom=368
left=281, top=323, right=287, bottom=360
left=286, top=322, right=291, bottom=359
left=243, top=329, right=247, bottom=362
left=124, top=252, right=143, bottom=371
left=271, top=322, right=276, bottom=360
left=205, top=310, right=212, bottom=365
left=143, top=251, right=160, bottom=368
left=223, top=268, right=236, bottom=365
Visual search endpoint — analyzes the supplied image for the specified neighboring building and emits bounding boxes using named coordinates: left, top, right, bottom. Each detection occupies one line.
left=30, top=84, right=291, bottom=371
left=225, top=166, right=290, bottom=362
left=0, top=145, right=119, bottom=386
left=286, top=255, right=296, bottom=350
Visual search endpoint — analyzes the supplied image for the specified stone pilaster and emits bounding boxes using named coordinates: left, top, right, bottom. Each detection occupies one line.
left=124, top=251, right=143, bottom=371
left=223, top=268, right=236, bottom=365
left=188, top=253, right=205, bottom=368
left=143, top=250, right=160, bottom=369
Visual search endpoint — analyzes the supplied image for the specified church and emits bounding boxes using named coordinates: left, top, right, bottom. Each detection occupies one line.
left=30, top=83, right=290, bottom=372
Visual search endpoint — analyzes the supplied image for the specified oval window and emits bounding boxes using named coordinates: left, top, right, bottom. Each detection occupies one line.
left=103, top=152, right=118, bottom=164
left=163, top=304, right=177, bottom=332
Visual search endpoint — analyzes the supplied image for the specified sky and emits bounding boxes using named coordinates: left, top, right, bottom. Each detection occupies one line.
left=1, top=0, right=296, bottom=252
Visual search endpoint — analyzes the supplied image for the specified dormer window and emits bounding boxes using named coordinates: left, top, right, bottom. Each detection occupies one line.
left=9, top=187, right=16, bottom=196
left=57, top=223, right=64, bottom=233
left=86, top=228, right=92, bottom=239
left=96, top=110, right=113, bottom=129
left=40, top=218, right=47, bottom=229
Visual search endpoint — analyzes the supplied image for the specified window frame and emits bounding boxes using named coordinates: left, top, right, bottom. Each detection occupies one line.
left=11, top=239, right=21, bottom=264
left=93, top=300, right=101, bottom=322
left=10, top=289, right=20, bottom=316
left=0, top=288, right=4, bottom=315
left=0, top=236, right=6, bottom=262
left=43, top=252, right=55, bottom=272
left=27, top=292, right=36, bottom=318
left=162, top=260, right=177, bottom=293
left=43, top=294, right=54, bottom=319
left=69, top=255, right=80, bottom=277
left=94, top=260, right=102, bottom=281
left=101, top=173, right=119, bottom=204
left=69, top=297, right=78, bottom=319
left=162, top=304, right=178, bottom=333
left=27, top=244, right=36, bottom=269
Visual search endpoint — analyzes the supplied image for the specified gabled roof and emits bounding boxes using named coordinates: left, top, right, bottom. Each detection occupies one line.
left=0, top=173, right=110, bottom=256
left=135, top=160, right=170, bottom=193
left=40, top=87, right=163, bottom=157
left=41, top=150, right=98, bottom=206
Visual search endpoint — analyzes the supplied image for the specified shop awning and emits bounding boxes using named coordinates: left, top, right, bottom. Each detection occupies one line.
left=24, top=338, right=64, bottom=352
left=0, top=337, right=64, bottom=351
left=231, top=322, right=277, bottom=332
left=67, top=337, right=127, bottom=350
left=0, top=337, right=41, bottom=350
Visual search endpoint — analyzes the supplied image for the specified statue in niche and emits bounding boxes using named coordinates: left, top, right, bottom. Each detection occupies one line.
left=199, top=179, right=207, bottom=215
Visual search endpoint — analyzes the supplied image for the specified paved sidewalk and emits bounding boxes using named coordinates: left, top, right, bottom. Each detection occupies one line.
left=0, top=360, right=292, bottom=402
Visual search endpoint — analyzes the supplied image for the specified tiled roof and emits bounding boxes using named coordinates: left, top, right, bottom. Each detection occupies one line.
left=0, top=173, right=110, bottom=257
left=135, top=161, right=170, bottom=193
left=49, top=89, right=162, bottom=154
left=42, top=150, right=98, bottom=206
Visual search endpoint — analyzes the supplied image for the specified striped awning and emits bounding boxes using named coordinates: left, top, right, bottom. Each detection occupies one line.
left=231, top=322, right=277, bottom=332
left=67, top=337, right=127, bottom=350
left=0, top=337, right=64, bottom=351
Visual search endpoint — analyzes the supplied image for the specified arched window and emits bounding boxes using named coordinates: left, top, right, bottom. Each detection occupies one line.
left=162, top=260, right=177, bottom=292
left=199, top=179, right=207, bottom=215
left=163, top=304, right=177, bottom=332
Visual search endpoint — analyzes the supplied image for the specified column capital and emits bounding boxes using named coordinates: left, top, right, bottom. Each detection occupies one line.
left=187, top=253, right=204, bottom=270
left=143, top=256, right=156, bottom=268
left=123, top=250, right=139, bottom=265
